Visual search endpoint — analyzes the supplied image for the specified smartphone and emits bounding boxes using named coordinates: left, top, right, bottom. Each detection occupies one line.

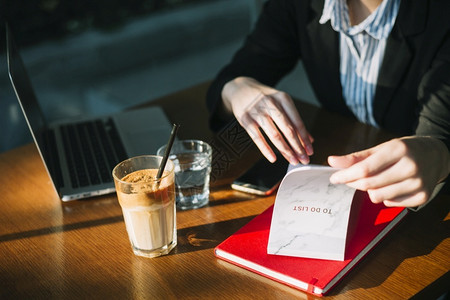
left=231, top=155, right=289, bottom=196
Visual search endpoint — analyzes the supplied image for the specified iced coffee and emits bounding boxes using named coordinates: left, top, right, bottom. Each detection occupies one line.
left=112, top=156, right=176, bottom=258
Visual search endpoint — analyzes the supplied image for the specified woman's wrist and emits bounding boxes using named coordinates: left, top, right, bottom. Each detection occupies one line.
left=222, top=77, right=254, bottom=112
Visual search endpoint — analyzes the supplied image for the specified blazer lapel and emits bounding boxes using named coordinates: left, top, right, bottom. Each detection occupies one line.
left=307, top=0, right=350, bottom=115
left=373, top=0, right=428, bottom=125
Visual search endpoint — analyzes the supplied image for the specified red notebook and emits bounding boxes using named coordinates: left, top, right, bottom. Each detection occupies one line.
left=214, top=192, right=408, bottom=296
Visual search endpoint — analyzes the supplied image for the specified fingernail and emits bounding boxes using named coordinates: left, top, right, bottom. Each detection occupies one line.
left=306, top=145, right=314, bottom=155
left=329, top=174, right=339, bottom=184
left=300, top=155, right=309, bottom=165
left=287, top=155, right=298, bottom=165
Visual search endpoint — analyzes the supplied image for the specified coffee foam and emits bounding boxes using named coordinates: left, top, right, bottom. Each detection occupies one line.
left=118, top=169, right=175, bottom=208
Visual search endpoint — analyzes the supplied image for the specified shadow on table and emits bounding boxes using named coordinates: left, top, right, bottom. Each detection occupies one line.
left=0, top=215, right=124, bottom=243
left=171, top=214, right=256, bottom=255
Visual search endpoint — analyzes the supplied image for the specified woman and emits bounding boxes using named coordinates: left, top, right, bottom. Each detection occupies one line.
left=206, top=0, right=450, bottom=208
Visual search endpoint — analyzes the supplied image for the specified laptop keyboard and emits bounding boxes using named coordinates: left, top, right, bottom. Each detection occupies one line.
left=60, top=118, right=128, bottom=188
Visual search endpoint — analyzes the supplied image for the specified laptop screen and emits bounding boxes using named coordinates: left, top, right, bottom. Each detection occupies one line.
left=6, top=24, right=49, bottom=153
left=6, top=24, right=62, bottom=193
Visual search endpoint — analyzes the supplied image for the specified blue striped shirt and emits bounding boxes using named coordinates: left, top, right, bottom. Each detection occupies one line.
left=319, top=0, right=400, bottom=126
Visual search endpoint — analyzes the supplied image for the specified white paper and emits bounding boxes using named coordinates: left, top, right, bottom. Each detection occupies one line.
left=267, top=165, right=356, bottom=261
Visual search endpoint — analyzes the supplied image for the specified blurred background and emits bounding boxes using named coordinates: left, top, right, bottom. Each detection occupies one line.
left=0, top=0, right=317, bottom=152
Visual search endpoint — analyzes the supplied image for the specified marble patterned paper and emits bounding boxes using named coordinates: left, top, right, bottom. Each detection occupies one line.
left=267, top=165, right=356, bottom=261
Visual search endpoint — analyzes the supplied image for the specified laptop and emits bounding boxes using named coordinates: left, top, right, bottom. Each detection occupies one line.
left=6, top=24, right=174, bottom=201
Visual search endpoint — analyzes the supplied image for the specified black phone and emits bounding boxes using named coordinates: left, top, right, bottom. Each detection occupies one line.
left=231, top=155, right=289, bottom=196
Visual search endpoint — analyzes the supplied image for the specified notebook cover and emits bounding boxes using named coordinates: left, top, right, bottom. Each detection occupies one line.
left=214, top=192, right=408, bottom=296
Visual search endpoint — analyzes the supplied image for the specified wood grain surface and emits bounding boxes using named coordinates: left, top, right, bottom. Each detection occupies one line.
left=0, top=82, right=448, bottom=299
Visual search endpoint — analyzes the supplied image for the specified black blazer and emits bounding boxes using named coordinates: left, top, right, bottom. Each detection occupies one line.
left=206, top=0, right=450, bottom=150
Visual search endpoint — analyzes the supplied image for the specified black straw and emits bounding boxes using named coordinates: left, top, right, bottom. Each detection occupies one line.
left=156, top=123, right=180, bottom=180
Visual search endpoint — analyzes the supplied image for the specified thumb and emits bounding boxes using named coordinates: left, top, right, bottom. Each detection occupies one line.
left=328, top=149, right=372, bottom=168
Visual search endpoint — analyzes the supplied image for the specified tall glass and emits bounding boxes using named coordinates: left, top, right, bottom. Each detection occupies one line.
left=112, top=155, right=176, bottom=258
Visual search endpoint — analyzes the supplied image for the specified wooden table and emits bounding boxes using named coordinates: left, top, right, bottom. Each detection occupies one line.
left=0, top=82, right=448, bottom=299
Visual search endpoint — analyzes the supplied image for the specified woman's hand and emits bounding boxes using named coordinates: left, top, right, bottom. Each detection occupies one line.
left=328, top=136, right=450, bottom=207
left=222, top=77, right=314, bottom=165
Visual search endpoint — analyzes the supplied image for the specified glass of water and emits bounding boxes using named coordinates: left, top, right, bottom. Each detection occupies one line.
left=157, top=140, right=212, bottom=210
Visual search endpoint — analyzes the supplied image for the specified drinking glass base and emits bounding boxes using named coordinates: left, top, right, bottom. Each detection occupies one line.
left=132, top=240, right=177, bottom=258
